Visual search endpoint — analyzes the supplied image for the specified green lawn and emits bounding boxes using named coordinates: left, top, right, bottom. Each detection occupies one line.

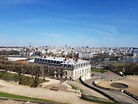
left=69, top=84, right=83, bottom=93
left=69, top=84, right=78, bottom=90
left=114, top=63, right=126, bottom=67
left=0, top=91, right=62, bottom=103
left=91, top=69, right=108, bottom=73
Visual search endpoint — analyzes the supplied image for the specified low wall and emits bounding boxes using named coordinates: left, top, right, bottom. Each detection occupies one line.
left=110, top=70, right=124, bottom=77
left=92, top=77, right=138, bottom=103
left=79, top=77, right=120, bottom=103
left=123, top=90, right=138, bottom=102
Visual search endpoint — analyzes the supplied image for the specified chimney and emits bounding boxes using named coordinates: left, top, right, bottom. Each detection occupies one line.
left=73, top=53, right=78, bottom=62
left=65, top=56, right=69, bottom=61
left=42, top=54, right=45, bottom=58
left=46, top=54, right=49, bottom=57
left=75, top=58, right=78, bottom=62
left=44, top=55, right=46, bottom=58
left=72, top=53, right=74, bottom=60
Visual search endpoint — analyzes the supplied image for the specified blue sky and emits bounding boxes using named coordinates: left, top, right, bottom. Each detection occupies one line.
left=0, top=0, right=138, bottom=47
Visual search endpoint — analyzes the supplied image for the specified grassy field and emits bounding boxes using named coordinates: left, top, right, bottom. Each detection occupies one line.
left=91, top=69, right=108, bottom=73
left=69, top=84, right=78, bottom=90
left=114, top=63, right=126, bottom=67
left=68, top=84, right=83, bottom=92
left=0, top=91, right=61, bottom=103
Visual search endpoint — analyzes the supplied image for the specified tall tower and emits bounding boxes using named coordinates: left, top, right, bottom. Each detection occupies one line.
left=29, top=42, right=31, bottom=48
left=65, top=44, right=67, bottom=48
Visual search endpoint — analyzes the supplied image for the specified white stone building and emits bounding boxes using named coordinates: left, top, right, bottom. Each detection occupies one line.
left=78, top=52, right=94, bottom=59
left=34, top=57, right=91, bottom=80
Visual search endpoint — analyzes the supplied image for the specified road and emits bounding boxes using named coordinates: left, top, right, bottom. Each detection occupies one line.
left=92, top=71, right=122, bottom=81
left=85, top=72, right=138, bottom=104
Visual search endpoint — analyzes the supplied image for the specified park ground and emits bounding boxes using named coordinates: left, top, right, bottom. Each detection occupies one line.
left=0, top=77, right=100, bottom=104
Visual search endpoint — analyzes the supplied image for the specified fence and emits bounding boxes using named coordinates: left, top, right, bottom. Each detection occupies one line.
left=110, top=70, right=124, bottom=77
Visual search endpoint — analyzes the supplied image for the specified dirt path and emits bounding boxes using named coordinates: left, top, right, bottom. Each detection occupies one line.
left=0, top=80, right=96, bottom=104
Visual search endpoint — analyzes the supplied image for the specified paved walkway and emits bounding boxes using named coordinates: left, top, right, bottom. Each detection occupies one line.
left=85, top=78, right=138, bottom=104
left=67, top=80, right=107, bottom=99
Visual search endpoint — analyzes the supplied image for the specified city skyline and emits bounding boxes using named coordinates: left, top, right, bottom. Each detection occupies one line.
left=0, top=0, right=138, bottom=47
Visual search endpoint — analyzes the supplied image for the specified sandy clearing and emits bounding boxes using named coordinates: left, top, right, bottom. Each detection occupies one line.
left=98, top=76, right=138, bottom=96
left=40, top=77, right=60, bottom=87
left=0, top=80, right=96, bottom=104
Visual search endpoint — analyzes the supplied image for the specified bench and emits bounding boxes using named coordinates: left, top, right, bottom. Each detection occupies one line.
left=50, top=87, right=59, bottom=91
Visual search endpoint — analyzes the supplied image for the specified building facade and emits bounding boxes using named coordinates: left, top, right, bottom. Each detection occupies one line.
left=78, top=52, right=94, bottom=59
left=34, top=57, right=91, bottom=80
